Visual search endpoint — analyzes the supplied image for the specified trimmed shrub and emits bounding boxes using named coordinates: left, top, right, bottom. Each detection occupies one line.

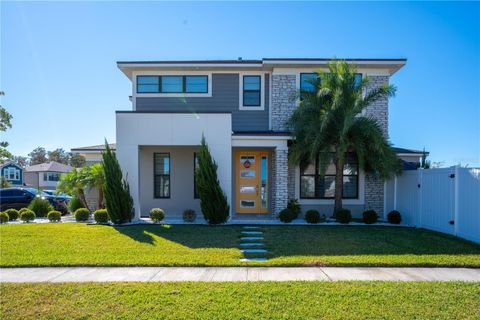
left=74, top=208, right=90, bottom=222
left=4, top=208, right=19, bottom=221
left=362, top=209, right=378, bottom=224
left=28, top=197, right=54, bottom=218
left=335, top=208, right=352, bottom=224
left=69, top=195, right=85, bottom=213
left=196, top=136, right=229, bottom=224
left=279, top=208, right=296, bottom=223
left=305, top=209, right=321, bottom=224
left=0, top=212, right=9, bottom=224
left=20, top=209, right=36, bottom=222
left=287, top=199, right=301, bottom=219
left=47, top=211, right=62, bottom=222
left=150, top=208, right=164, bottom=223
left=94, top=209, right=110, bottom=224
left=183, top=209, right=196, bottom=223
left=388, top=210, right=402, bottom=224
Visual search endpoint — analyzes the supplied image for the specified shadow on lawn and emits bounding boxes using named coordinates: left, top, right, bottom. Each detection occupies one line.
left=112, top=224, right=480, bottom=258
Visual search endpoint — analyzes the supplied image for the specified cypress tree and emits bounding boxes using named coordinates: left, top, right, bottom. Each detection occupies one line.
left=195, top=136, right=229, bottom=224
left=102, top=141, right=133, bottom=224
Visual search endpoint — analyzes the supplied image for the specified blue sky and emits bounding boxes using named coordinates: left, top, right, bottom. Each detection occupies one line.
left=1, top=1, right=479, bottom=166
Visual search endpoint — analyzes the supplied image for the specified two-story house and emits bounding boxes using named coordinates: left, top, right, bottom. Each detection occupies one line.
left=115, top=58, right=408, bottom=221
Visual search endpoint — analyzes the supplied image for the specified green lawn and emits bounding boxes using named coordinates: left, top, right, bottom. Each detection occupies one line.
left=1, top=282, right=479, bottom=319
left=1, top=224, right=479, bottom=267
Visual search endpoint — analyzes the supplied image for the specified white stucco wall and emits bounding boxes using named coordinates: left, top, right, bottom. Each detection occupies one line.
left=116, top=112, right=232, bottom=220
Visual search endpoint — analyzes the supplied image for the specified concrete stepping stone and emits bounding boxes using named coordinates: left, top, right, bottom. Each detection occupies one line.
left=241, top=231, right=263, bottom=235
left=239, top=243, right=264, bottom=247
left=242, top=226, right=261, bottom=229
left=240, top=236, right=264, bottom=241
left=240, top=258, right=268, bottom=262
left=240, top=249, right=268, bottom=253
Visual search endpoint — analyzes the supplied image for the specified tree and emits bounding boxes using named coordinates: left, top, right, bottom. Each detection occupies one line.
left=28, top=147, right=48, bottom=165
left=0, top=177, right=11, bottom=188
left=102, top=140, right=133, bottom=224
left=288, top=60, right=401, bottom=213
left=195, top=136, right=229, bottom=224
left=0, top=91, right=13, bottom=162
left=56, top=168, right=88, bottom=209
left=419, top=148, right=431, bottom=169
left=13, top=156, right=28, bottom=167
left=70, top=153, right=86, bottom=168
left=48, top=148, right=70, bottom=165
left=81, top=163, right=105, bottom=209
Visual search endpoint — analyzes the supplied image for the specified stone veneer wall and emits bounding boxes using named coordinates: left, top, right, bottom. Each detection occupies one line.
left=272, top=148, right=288, bottom=216
left=271, top=74, right=297, bottom=131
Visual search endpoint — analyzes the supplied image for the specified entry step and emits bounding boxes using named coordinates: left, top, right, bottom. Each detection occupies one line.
left=242, top=226, right=262, bottom=229
left=241, top=231, right=263, bottom=235
left=240, top=249, right=268, bottom=253
left=240, top=258, right=268, bottom=262
left=239, top=243, right=264, bottom=247
left=240, top=237, right=264, bottom=241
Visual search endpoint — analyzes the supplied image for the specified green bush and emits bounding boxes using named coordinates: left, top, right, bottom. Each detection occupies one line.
left=305, top=209, right=321, bottom=224
left=279, top=208, right=296, bottom=223
left=335, top=208, right=352, bottom=224
left=47, top=211, right=62, bottom=222
left=94, top=209, right=110, bottom=224
left=388, top=210, right=402, bottom=224
left=0, top=212, right=9, bottom=224
left=183, top=209, right=196, bottom=222
left=20, top=209, right=36, bottom=222
left=4, top=208, right=19, bottom=221
left=287, top=199, right=301, bottom=219
left=28, top=197, right=54, bottom=217
left=362, top=209, right=378, bottom=224
left=195, top=136, right=229, bottom=225
left=74, top=208, right=90, bottom=222
left=150, top=208, right=164, bottom=223
left=69, top=196, right=85, bottom=213
left=19, top=207, right=30, bottom=215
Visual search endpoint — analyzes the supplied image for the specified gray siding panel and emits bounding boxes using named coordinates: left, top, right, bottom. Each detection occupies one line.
left=135, top=73, right=269, bottom=132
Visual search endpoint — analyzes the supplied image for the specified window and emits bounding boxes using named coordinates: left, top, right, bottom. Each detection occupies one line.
left=4, top=167, right=20, bottom=180
left=193, top=153, right=199, bottom=199
left=300, top=73, right=318, bottom=93
left=242, top=76, right=261, bottom=106
left=354, top=73, right=362, bottom=89
left=154, top=153, right=170, bottom=198
left=300, top=153, right=358, bottom=199
left=43, top=172, right=61, bottom=182
left=136, top=75, right=208, bottom=94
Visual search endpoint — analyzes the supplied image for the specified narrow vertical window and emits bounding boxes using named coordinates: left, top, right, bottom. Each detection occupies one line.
left=261, top=155, right=268, bottom=208
left=154, top=153, right=170, bottom=198
left=243, top=75, right=261, bottom=106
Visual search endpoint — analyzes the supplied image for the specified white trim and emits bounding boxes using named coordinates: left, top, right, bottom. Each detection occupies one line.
left=119, top=63, right=263, bottom=69
left=294, top=166, right=366, bottom=205
left=273, top=67, right=392, bottom=76
left=238, top=72, right=266, bottom=111
left=265, top=60, right=406, bottom=66
left=396, top=153, right=424, bottom=157
left=232, top=136, right=289, bottom=151
left=232, top=135, right=292, bottom=141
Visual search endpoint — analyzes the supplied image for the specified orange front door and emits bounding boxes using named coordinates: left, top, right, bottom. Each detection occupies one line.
left=235, top=151, right=269, bottom=214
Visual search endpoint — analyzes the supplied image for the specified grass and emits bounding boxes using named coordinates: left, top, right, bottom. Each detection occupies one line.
left=0, top=223, right=479, bottom=267
left=1, top=282, right=479, bottom=319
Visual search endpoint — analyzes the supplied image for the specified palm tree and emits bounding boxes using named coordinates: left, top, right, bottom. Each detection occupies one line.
left=56, top=168, right=89, bottom=209
left=288, top=60, right=402, bottom=213
left=81, top=163, right=105, bottom=209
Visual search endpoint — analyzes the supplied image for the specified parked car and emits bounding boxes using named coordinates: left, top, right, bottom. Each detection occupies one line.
left=0, top=187, right=68, bottom=214
left=42, top=190, right=72, bottom=203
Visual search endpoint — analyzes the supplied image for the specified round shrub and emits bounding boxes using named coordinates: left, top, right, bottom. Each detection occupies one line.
left=94, top=209, right=110, bottom=224
left=69, top=196, right=85, bottom=213
left=4, top=208, right=19, bottom=221
left=19, top=207, right=30, bottom=215
left=20, top=209, right=36, bottom=222
left=362, top=209, right=378, bottom=224
left=150, top=208, right=165, bottom=223
left=47, top=210, right=62, bottom=222
left=0, top=212, right=9, bottom=224
left=335, top=208, right=352, bottom=224
left=279, top=208, right=296, bottom=223
left=287, top=199, right=301, bottom=219
left=74, top=208, right=90, bottom=222
left=183, top=209, right=196, bottom=222
left=28, top=196, right=54, bottom=217
left=305, top=209, right=321, bottom=224
left=388, top=210, right=402, bottom=224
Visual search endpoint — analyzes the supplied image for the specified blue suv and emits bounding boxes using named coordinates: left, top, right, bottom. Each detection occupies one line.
left=0, top=188, right=67, bottom=213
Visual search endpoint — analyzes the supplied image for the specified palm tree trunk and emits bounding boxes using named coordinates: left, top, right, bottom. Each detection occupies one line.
left=77, top=189, right=89, bottom=211
left=334, top=154, right=344, bottom=214
left=98, top=187, right=104, bottom=209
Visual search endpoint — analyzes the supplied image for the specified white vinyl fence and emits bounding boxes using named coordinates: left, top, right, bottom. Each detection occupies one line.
left=385, top=166, right=480, bottom=244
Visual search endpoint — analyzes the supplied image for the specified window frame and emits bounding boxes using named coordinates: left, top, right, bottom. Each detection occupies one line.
left=299, top=153, right=359, bottom=200
left=135, top=74, right=209, bottom=96
left=239, top=73, right=265, bottom=111
left=242, top=75, right=261, bottom=107
left=43, top=172, right=61, bottom=182
left=153, top=153, right=171, bottom=199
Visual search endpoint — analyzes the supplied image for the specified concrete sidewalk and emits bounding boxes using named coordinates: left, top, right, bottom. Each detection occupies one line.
left=1, top=267, right=479, bottom=282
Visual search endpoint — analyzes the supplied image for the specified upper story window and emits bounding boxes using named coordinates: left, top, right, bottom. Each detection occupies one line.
left=242, top=75, right=261, bottom=107
left=137, top=75, right=208, bottom=94
left=300, top=73, right=363, bottom=95
left=4, top=167, right=20, bottom=180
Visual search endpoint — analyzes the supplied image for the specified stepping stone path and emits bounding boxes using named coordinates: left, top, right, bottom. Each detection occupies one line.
left=239, top=226, right=268, bottom=262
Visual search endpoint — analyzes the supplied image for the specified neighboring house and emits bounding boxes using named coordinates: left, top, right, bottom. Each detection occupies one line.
left=71, top=144, right=116, bottom=165
left=24, top=162, right=72, bottom=191
left=1, top=161, right=24, bottom=186
left=112, top=57, right=419, bottom=221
